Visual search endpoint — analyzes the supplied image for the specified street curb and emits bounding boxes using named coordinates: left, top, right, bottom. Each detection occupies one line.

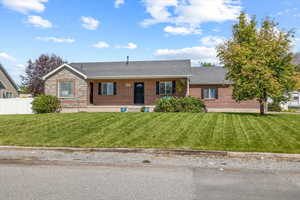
left=0, top=146, right=299, bottom=161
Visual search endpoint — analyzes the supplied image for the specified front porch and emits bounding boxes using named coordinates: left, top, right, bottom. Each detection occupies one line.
left=61, top=105, right=156, bottom=113
left=87, top=78, right=188, bottom=106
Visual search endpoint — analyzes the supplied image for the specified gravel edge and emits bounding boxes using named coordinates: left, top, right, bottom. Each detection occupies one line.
left=0, top=146, right=299, bottom=161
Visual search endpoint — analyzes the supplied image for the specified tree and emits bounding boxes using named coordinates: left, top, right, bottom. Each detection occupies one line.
left=200, top=62, right=214, bottom=67
left=21, top=54, right=66, bottom=96
left=18, top=84, right=30, bottom=94
left=293, top=52, right=300, bottom=72
left=292, top=53, right=300, bottom=90
left=217, top=12, right=295, bottom=115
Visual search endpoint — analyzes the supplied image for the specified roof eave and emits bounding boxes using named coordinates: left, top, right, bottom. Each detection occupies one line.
left=0, top=65, right=19, bottom=91
left=42, top=64, right=87, bottom=80
left=87, top=75, right=192, bottom=80
left=190, top=82, right=232, bottom=85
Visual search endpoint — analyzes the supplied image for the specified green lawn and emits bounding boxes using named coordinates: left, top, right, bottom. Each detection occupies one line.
left=0, top=112, right=300, bottom=153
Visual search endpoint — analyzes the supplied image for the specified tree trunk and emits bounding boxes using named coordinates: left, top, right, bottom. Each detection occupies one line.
left=260, top=90, right=267, bottom=115
left=259, top=99, right=266, bottom=115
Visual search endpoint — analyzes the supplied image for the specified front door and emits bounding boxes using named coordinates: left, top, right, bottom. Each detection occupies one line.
left=134, top=82, right=144, bottom=104
left=90, top=82, right=94, bottom=104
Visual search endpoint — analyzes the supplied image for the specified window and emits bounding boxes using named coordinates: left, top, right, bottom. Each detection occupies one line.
left=159, top=81, right=173, bottom=96
left=100, top=82, right=116, bottom=96
left=6, top=92, right=11, bottom=98
left=203, top=88, right=217, bottom=99
left=58, top=81, right=74, bottom=98
left=0, top=81, right=5, bottom=89
left=293, top=96, right=299, bottom=101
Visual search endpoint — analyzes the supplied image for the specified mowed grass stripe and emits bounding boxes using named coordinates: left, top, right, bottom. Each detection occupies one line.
left=0, top=113, right=300, bottom=153
left=122, top=113, right=176, bottom=147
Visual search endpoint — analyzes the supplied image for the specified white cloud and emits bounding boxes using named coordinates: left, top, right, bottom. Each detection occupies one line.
left=1, top=0, right=48, bottom=14
left=36, top=36, right=75, bottom=43
left=200, top=36, right=226, bottom=46
left=15, top=64, right=26, bottom=69
left=164, top=26, right=201, bottom=35
left=116, top=42, right=138, bottom=49
left=141, top=0, right=241, bottom=34
left=154, top=46, right=218, bottom=64
left=141, top=0, right=178, bottom=26
left=274, top=8, right=298, bottom=17
left=115, top=0, right=124, bottom=8
left=81, top=16, right=100, bottom=30
left=0, top=52, right=16, bottom=62
left=93, top=41, right=110, bottom=48
left=26, top=15, right=53, bottom=28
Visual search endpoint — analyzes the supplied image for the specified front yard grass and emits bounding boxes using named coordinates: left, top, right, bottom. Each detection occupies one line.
left=0, top=112, right=300, bottom=153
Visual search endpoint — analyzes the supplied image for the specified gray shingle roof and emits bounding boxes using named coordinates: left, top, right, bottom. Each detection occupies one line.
left=69, top=60, right=191, bottom=79
left=190, top=67, right=231, bottom=85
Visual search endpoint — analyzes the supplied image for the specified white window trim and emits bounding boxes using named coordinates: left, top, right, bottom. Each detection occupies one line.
left=159, top=81, right=173, bottom=96
left=204, top=88, right=217, bottom=99
left=58, top=81, right=74, bottom=99
left=101, top=82, right=114, bottom=96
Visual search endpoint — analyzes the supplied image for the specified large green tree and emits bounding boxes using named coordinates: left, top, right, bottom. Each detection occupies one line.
left=217, top=12, right=295, bottom=114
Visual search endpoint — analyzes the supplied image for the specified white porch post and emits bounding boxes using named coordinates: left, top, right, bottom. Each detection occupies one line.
left=186, top=78, right=190, bottom=97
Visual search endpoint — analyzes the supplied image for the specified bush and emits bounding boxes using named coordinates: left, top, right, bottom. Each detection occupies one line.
left=32, top=95, right=61, bottom=114
left=267, top=102, right=282, bottom=112
left=154, top=97, right=206, bottom=113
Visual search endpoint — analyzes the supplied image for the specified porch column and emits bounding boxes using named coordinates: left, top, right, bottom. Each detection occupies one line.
left=186, top=78, right=190, bottom=97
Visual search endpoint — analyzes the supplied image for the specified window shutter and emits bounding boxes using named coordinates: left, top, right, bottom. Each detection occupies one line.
left=216, top=88, right=218, bottom=99
left=156, top=81, right=160, bottom=95
left=113, top=82, right=117, bottom=95
left=98, top=83, right=102, bottom=95
left=172, top=81, right=176, bottom=94
left=201, top=88, right=204, bottom=99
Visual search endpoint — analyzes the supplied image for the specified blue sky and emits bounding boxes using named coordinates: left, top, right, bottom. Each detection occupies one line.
left=1, top=0, right=300, bottom=83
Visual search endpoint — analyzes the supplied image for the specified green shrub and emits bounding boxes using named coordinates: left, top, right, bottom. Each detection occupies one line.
left=32, top=95, right=61, bottom=114
left=154, top=97, right=206, bottom=113
left=267, top=102, right=282, bottom=112
left=288, top=106, right=300, bottom=110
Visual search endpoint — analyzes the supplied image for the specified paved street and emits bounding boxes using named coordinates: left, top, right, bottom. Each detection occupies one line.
left=0, top=161, right=299, bottom=200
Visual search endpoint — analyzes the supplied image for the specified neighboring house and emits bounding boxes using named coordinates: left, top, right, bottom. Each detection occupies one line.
left=286, top=90, right=300, bottom=107
left=0, top=65, right=18, bottom=98
left=43, top=60, right=259, bottom=112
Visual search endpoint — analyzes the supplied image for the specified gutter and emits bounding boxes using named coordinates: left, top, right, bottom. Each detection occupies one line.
left=87, top=75, right=192, bottom=80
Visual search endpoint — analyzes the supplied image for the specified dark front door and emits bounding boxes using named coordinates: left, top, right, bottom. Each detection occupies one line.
left=134, top=82, right=144, bottom=104
left=90, top=82, right=94, bottom=104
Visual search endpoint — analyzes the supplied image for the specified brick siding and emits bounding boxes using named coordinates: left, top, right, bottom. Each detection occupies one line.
left=44, top=68, right=88, bottom=107
left=189, top=84, right=260, bottom=109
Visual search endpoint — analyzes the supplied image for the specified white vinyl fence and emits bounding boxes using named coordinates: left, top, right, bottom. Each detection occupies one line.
left=0, top=98, right=34, bottom=115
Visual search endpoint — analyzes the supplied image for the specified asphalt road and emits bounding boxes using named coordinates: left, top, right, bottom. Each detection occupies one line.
left=0, top=162, right=299, bottom=200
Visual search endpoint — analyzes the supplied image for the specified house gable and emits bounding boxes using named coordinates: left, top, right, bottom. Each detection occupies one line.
left=0, top=65, right=18, bottom=98
left=44, top=67, right=88, bottom=107
left=42, top=64, right=87, bottom=80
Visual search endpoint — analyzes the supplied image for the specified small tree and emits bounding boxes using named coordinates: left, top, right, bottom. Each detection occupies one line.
left=21, top=54, right=66, bottom=96
left=217, top=12, right=295, bottom=115
left=201, top=62, right=215, bottom=67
